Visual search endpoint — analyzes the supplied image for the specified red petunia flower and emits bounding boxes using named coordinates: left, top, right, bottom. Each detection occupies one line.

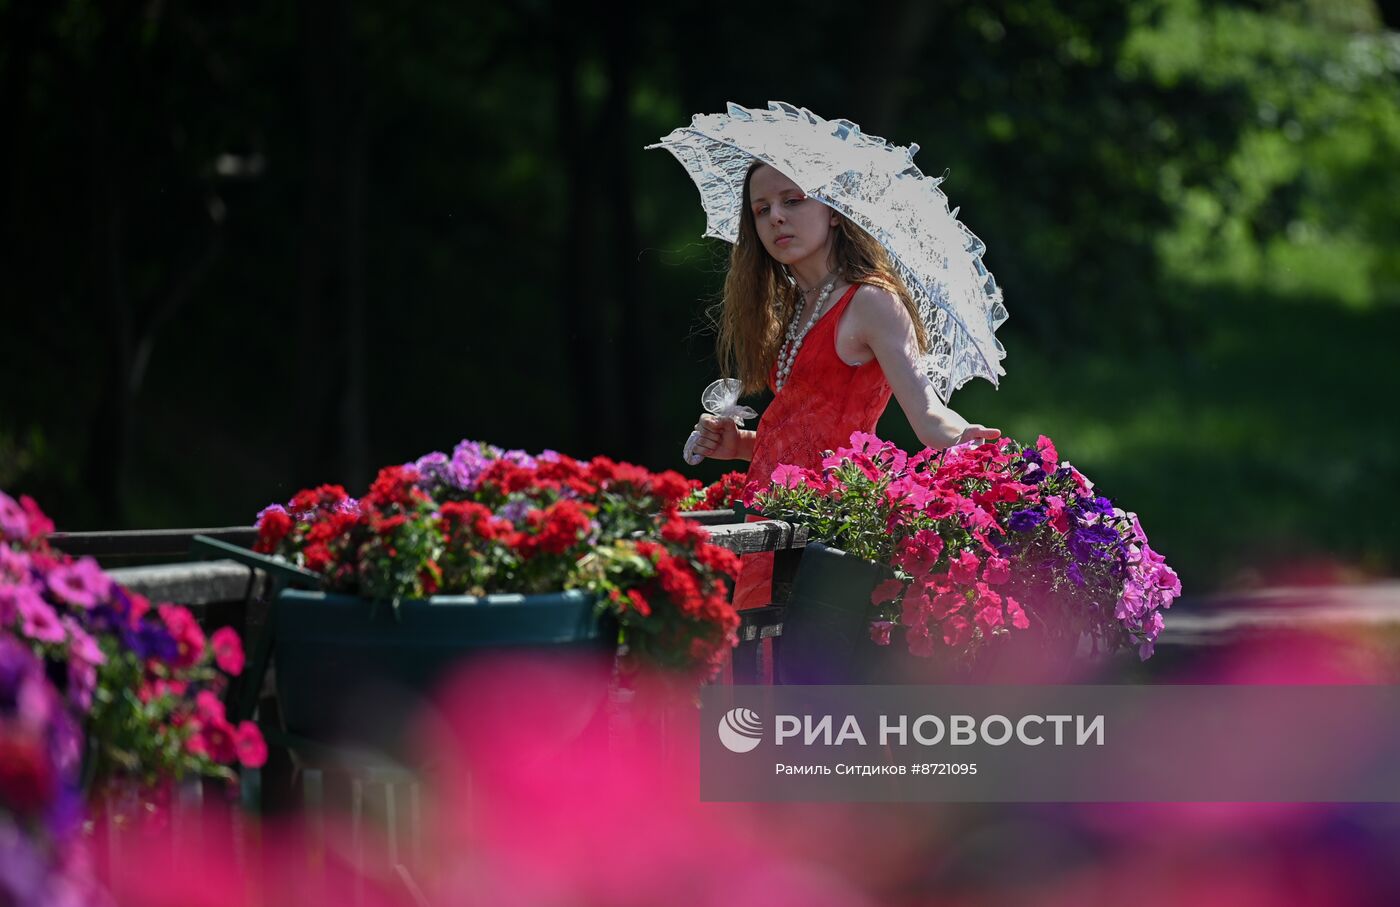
left=254, top=509, right=294, bottom=553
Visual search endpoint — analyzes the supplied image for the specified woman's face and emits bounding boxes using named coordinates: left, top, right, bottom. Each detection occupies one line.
left=747, top=164, right=838, bottom=268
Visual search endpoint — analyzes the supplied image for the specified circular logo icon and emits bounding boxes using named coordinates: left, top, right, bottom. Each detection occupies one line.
left=717, top=708, right=764, bottom=754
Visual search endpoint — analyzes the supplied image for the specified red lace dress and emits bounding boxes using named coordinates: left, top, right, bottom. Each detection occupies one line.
left=730, top=282, right=895, bottom=613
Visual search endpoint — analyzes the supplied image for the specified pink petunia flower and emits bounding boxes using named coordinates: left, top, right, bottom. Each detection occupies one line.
left=0, top=492, right=29, bottom=541
left=235, top=721, right=267, bottom=768
left=13, top=586, right=66, bottom=644
left=0, top=542, right=30, bottom=582
left=196, top=720, right=237, bottom=764
left=927, top=590, right=965, bottom=620
left=159, top=603, right=207, bottom=669
left=941, top=614, right=974, bottom=648
left=870, top=578, right=906, bottom=606
left=195, top=690, right=227, bottom=725
left=60, top=617, right=106, bottom=667
left=18, top=496, right=53, bottom=537
left=1006, top=596, right=1030, bottom=630
left=948, top=549, right=981, bottom=585
left=982, top=556, right=1011, bottom=585
left=209, top=626, right=245, bottom=676
left=68, top=658, right=97, bottom=711
left=769, top=463, right=806, bottom=488
left=900, top=591, right=928, bottom=628
left=46, top=557, right=111, bottom=609
left=906, top=622, right=937, bottom=658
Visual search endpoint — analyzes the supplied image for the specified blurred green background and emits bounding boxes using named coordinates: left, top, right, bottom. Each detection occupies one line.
left=2, top=0, right=1397, bottom=593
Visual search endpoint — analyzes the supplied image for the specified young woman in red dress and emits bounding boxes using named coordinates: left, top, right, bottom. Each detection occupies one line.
left=687, top=161, right=1002, bottom=628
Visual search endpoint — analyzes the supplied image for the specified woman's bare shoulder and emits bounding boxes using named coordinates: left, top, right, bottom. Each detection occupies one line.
left=849, top=283, right=914, bottom=333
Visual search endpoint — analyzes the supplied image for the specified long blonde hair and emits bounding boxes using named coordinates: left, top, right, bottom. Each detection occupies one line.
left=715, top=161, right=930, bottom=394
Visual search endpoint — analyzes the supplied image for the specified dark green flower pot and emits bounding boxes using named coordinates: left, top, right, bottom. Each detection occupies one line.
left=273, top=588, right=616, bottom=748
left=777, top=542, right=899, bottom=685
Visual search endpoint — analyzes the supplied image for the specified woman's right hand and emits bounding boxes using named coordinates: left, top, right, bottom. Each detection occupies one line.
left=691, top=413, right=744, bottom=460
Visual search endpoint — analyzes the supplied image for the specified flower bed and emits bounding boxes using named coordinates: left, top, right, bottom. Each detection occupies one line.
left=255, top=440, right=742, bottom=682
left=753, top=432, right=1181, bottom=665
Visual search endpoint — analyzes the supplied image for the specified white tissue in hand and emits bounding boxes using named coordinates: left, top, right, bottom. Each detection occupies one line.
left=683, top=379, right=759, bottom=466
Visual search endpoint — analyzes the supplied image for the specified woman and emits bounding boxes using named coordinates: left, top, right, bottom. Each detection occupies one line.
left=689, top=161, right=1001, bottom=616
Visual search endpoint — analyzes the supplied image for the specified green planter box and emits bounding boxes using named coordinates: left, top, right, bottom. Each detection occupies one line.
left=273, top=588, right=616, bottom=747
left=778, top=541, right=897, bottom=685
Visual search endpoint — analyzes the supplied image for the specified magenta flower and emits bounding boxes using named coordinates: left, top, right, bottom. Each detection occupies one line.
left=907, top=621, right=937, bottom=657
left=982, top=556, right=1011, bottom=586
left=0, top=542, right=30, bottom=582
left=195, top=690, right=226, bottom=725
left=941, top=614, right=974, bottom=647
left=895, top=529, right=944, bottom=573
left=46, top=557, right=110, bottom=609
left=886, top=475, right=934, bottom=510
left=235, top=721, right=267, bottom=768
left=900, top=591, right=927, bottom=627
left=769, top=463, right=806, bottom=488
left=158, top=603, right=206, bottom=669
left=67, top=657, right=97, bottom=710
left=973, top=584, right=1004, bottom=634
left=927, top=590, right=965, bottom=621
left=14, top=586, right=66, bottom=644
left=869, top=621, right=894, bottom=646
left=1006, top=596, right=1030, bottom=630
left=0, top=492, right=28, bottom=541
left=948, top=549, right=981, bottom=584
left=209, top=627, right=245, bottom=676
left=59, top=617, right=105, bottom=668
left=869, top=578, right=906, bottom=606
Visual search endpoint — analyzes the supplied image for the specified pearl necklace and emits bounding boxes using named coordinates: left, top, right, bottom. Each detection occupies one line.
left=775, top=273, right=839, bottom=392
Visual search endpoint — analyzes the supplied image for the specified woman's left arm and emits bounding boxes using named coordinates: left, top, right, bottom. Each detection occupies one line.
left=855, top=286, right=1001, bottom=450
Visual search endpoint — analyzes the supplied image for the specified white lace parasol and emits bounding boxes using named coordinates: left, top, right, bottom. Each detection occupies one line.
left=646, top=100, right=1009, bottom=402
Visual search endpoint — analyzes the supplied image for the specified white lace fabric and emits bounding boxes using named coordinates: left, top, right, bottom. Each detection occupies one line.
left=647, top=101, right=1009, bottom=402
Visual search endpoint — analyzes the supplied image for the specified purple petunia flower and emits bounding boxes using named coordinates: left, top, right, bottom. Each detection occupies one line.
left=135, top=620, right=179, bottom=663
left=1007, top=507, right=1048, bottom=532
